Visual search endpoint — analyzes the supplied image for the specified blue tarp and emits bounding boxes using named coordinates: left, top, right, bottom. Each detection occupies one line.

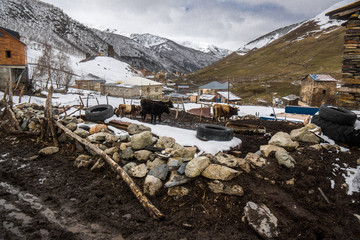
left=285, top=106, right=319, bottom=115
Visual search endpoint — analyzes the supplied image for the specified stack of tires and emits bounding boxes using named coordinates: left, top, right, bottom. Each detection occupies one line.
left=311, top=105, right=360, bottom=146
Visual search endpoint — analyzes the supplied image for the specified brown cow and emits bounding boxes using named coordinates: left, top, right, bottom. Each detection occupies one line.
left=212, top=103, right=238, bottom=122
left=115, top=104, right=141, bottom=119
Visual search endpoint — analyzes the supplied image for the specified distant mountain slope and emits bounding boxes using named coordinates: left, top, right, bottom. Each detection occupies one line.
left=188, top=0, right=354, bottom=104
left=0, top=0, right=223, bottom=74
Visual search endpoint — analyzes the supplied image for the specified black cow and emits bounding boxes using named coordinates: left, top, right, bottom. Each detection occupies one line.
left=140, top=99, right=173, bottom=124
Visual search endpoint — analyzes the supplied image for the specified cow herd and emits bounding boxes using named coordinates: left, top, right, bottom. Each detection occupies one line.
left=114, top=99, right=238, bottom=124
left=115, top=99, right=174, bottom=124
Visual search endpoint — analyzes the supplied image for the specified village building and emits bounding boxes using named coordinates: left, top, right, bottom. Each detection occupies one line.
left=75, top=74, right=105, bottom=92
left=198, top=81, right=228, bottom=95
left=0, top=27, right=28, bottom=91
left=199, top=94, right=216, bottom=102
left=177, top=84, right=190, bottom=93
left=299, top=74, right=337, bottom=107
left=216, top=91, right=242, bottom=104
left=282, top=94, right=300, bottom=106
left=326, top=2, right=360, bottom=109
left=101, top=76, right=163, bottom=99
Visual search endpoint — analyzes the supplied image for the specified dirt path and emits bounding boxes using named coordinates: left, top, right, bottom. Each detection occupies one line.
left=0, top=111, right=360, bottom=239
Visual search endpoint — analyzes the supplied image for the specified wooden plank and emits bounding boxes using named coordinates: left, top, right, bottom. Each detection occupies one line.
left=341, top=78, right=360, bottom=84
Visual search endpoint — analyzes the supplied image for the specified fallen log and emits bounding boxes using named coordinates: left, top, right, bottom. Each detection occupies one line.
left=54, top=120, right=165, bottom=220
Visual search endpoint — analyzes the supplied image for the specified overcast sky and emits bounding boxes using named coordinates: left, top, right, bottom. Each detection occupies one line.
left=42, top=0, right=343, bottom=50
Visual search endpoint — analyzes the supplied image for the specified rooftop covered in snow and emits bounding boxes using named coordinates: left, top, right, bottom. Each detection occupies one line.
left=115, top=77, right=163, bottom=86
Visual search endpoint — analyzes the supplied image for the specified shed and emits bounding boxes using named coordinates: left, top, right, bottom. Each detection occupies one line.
left=0, top=27, right=28, bottom=91
left=282, top=94, right=300, bottom=106
left=199, top=81, right=228, bottom=95
left=216, top=91, right=242, bottom=104
left=299, top=74, right=337, bottom=107
left=326, top=1, right=360, bottom=109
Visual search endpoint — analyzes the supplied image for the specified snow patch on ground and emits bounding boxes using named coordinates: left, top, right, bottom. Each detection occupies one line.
left=105, top=116, right=242, bottom=155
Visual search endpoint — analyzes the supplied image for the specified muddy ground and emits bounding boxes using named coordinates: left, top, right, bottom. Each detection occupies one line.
left=0, top=110, right=360, bottom=239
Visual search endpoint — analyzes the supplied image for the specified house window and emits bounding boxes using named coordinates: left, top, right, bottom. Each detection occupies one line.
left=6, top=51, right=11, bottom=58
left=0, top=32, right=3, bottom=37
left=322, top=90, right=326, bottom=94
left=155, top=87, right=159, bottom=92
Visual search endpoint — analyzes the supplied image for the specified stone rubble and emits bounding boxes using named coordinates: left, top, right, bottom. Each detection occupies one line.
left=11, top=103, right=353, bottom=238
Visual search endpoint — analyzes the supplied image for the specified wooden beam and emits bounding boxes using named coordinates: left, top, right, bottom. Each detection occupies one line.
left=54, top=121, right=165, bottom=220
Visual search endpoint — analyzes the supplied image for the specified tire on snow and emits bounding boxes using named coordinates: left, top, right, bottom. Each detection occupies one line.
left=85, top=104, right=114, bottom=122
left=196, top=124, right=234, bottom=141
left=319, top=104, right=357, bottom=126
left=311, top=115, right=360, bottom=146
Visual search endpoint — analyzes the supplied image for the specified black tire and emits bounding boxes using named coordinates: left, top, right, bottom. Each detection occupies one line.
left=311, top=115, right=360, bottom=146
left=319, top=105, right=357, bottom=126
left=196, top=124, right=234, bottom=141
left=85, top=104, right=114, bottom=122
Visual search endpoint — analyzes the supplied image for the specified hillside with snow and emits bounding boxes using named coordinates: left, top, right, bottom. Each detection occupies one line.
left=236, top=0, right=356, bottom=55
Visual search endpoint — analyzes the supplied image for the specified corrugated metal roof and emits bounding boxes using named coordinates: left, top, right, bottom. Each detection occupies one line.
left=199, top=81, right=228, bottom=90
left=309, top=74, right=337, bottom=82
left=217, top=91, right=242, bottom=100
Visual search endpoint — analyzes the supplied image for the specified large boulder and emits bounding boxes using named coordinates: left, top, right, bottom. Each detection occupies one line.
left=290, top=127, right=320, bottom=143
left=244, top=152, right=267, bottom=168
left=130, top=131, right=153, bottom=150
left=260, top=145, right=287, bottom=158
left=185, top=156, right=210, bottom=178
left=143, top=175, right=163, bottom=196
left=275, top=151, right=296, bottom=168
left=201, top=164, right=241, bottom=181
left=156, top=136, right=176, bottom=149
left=268, top=132, right=298, bottom=151
left=134, top=150, right=153, bottom=162
left=127, top=124, right=151, bottom=135
left=207, top=180, right=244, bottom=196
left=86, top=132, right=109, bottom=143
left=214, top=153, right=239, bottom=168
left=171, top=147, right=197, bottom=159
left=128, top=163, right=148, bottom=178
left=39, top=146, right=59, bottom=155
left=148, top=164, right=169, bottom=180
left=74, top=129, right=90, bottom=138
left=244, top=201, right=279, bottom=239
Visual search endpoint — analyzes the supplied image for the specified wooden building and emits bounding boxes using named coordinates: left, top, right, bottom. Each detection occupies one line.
left=326, top=2, right=360, bottom=109
left=299, top=74, right=337, bottom=107
left=0, top=27, right=27, bottom=90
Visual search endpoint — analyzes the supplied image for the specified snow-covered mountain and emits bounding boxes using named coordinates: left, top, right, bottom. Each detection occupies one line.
left=236, top=23, right=302, bottom=55
left=178, top=41, right=232, bottom=59
left=236, top=0, right=355, bottom=55
left=0, top=0, right=222, bottom=74
left=129, top=33, right=232, bottom=59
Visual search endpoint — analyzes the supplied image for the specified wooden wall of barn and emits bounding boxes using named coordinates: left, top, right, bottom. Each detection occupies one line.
left=0, top=29, right=26, bottom=66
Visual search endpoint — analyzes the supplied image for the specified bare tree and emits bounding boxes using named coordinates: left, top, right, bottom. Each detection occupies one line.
left=37, top=44, right=55, bottom=89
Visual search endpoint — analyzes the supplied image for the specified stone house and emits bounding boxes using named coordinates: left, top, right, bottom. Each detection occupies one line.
left=0, top=27, right=28, bottom=90
left=75, top=74, right=105, bottom=92
left=101, top=77, right=163, bottom=99
left=299, top=74, right=337, bottom=107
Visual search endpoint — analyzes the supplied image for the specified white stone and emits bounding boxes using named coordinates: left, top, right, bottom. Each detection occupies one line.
left=143, top=175, right=163, bottom=196
left=185, top=156, right=210, bottom=178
